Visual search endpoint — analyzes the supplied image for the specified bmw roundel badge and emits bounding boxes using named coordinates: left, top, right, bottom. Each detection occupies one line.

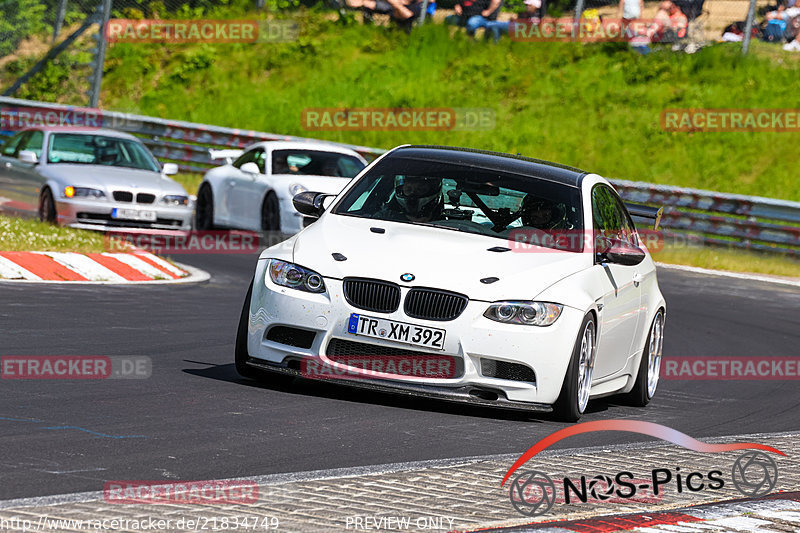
left=400, top=273, right=415, bottom=282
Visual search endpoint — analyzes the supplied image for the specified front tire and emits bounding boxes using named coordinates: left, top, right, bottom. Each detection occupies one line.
left=553, top=314, right=597, bottom=422
left=235, top=281, right=259, bottom=379
left=261, top=191, right=280, bottom=232
left=38, top=188, right=57, bottom=223
left=195, top=184, right=215, bottom=230
left=234, top=280, right=293, bottom=386
left=625, top=309, right=665, bottom=407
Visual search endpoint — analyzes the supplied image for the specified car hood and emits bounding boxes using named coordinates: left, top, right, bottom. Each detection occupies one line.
left=42, top=165, right=187, bottom=194
left=291, top=214, right=592, bottom=301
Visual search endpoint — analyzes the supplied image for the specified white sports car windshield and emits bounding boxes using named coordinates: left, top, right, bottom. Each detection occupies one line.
left=333, top=157, right=584, bottom=250
left=271, top=149, right=365, bottom=177
left=47, top=133, right=160, bottom=172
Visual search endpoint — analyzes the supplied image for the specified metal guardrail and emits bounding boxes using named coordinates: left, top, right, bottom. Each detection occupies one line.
left=1, top=96, right=799, bottom=257
left=0, top=97, right=385, bottom=171
left=613, top=180, right=800, bottom=257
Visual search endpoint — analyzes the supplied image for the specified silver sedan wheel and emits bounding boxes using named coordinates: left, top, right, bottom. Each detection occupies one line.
left=646, top=311, right=665, bottom=398
left=576, top=321, right=597, bottom=413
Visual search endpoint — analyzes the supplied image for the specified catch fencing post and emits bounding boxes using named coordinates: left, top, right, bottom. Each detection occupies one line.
left=54, top=0, right=68, bottom=42
left=418, top=0, right=430, bottom=24
left=742, top=0, right=757, bottom=55
left=89, top=0, right=111, bottom=107
left=572, top=0, right=585, bottom=41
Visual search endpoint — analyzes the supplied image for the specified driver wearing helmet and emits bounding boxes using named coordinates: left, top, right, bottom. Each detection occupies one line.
left=384, top=176, right=444, bottom=223
left=518, top=194, right=571, bottom=230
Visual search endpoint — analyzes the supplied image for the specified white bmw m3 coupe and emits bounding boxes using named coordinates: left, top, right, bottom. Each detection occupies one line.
left=235, top=145, right=666, bottom=421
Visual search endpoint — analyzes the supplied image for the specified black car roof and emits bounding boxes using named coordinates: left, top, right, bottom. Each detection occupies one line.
left=385, top=145, right=587, bottom=187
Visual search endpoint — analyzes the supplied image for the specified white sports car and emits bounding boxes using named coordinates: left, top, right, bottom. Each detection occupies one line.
left=235, top=145, right=666, bottom=421
left=196, top=141, right=367, bottom=234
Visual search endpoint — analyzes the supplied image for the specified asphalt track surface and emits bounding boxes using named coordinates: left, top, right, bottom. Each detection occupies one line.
left=2, top=253, right=800, bottom=500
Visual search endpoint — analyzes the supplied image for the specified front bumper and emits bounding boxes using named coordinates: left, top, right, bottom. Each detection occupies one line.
left=56, top=198, right=193, bottom=231
left=245, top=260, right=585, bottom=408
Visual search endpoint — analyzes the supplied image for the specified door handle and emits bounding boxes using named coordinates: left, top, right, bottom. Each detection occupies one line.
left=228, top=180, right=236, bottom=187
left=632, top=272, right=643, bottom=287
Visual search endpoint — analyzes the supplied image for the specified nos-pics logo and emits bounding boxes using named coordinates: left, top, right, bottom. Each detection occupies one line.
left=502, top=420, right=784, bottom=517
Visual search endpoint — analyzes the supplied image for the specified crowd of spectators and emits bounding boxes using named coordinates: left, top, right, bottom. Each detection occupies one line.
left=344, top=0, right=800, bottom=52
left=345, top=0, right=698, bottom=49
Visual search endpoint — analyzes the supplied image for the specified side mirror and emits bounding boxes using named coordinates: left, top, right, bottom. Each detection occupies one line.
left=293, top=191, right=334, bottom=219
left=162, top=163, right=179, bottom=175
left=597, top=237, right=646, bottom=266
left=240, top=162, right=261, bottom=175
left=18, top=150, right=38, bottom=164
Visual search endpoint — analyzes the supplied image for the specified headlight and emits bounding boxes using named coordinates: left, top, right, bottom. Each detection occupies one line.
left=161, top=195, right=189, bottom=206
left=266, top=259, right=326, bottom=293
left=484, top=301, right=563, bottom=326
left=289, top=183, right=307, bottom=196
left=64, top=187, right=105, bottom=199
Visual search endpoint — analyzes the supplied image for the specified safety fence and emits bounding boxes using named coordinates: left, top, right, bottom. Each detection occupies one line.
left=1, top=96, right=799, bottom=257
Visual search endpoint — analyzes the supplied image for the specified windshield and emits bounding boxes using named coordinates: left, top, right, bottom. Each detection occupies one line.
left=272, top=149, right=365, bottom=178
left=47, top=133, right=160, bottom=172
left=332, top=157, right=584, bottom=250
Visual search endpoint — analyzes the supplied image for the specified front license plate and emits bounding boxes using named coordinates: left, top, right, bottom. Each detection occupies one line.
left=112, top=208, right=156, bottom=221
left=347, top=314, right=446, bottom=350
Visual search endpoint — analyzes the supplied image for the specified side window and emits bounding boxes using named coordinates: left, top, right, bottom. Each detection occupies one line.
left=252, top=149, right=266, bottom=173
left=232, top=150, right=254, bottom=169
left=19, top=131, right=44, bottom=158
left=1, top=132, right=27, bottom=157
left=611, top=195, right=638, bottom=246
left=591, top=185, right=636, bottom=246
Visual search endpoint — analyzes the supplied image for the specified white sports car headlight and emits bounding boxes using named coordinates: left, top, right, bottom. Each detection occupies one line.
left=484, top=301, right=563, bottom=326
left=289, top=183, right=307, bottom=196
left=266, top=259, right=326, bottom=293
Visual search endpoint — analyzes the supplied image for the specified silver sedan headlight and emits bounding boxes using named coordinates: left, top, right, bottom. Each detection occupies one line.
left=484, top=301, right=563, bottom=326
left=161, top=195, right=189, bottom=206
left=64, top=186, right=106, bottom=200
left=266, top=259, right=326, bottom=294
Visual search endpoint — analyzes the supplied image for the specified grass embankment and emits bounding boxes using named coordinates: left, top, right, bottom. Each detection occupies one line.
left=0, top=215, right=111, bottom=253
